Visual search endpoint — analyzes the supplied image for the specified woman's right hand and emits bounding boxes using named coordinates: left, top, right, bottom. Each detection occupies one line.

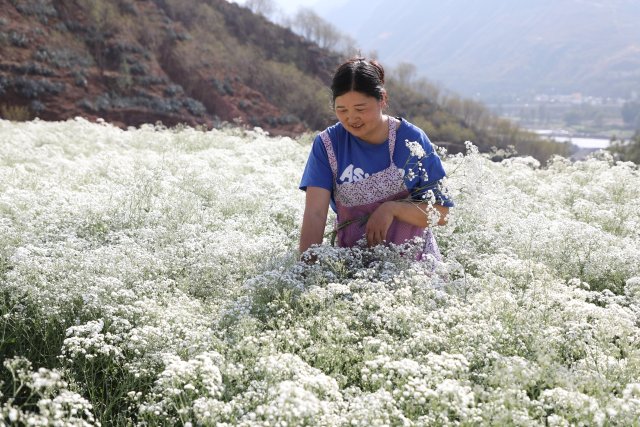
left=365, top=201, right=396, bottom=246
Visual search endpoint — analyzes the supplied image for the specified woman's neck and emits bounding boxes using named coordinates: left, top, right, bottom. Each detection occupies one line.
left=360, top=115, right=389, bottom=145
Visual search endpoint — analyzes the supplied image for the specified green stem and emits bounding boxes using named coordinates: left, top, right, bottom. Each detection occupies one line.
left=323, top=214, right=370, bottom=246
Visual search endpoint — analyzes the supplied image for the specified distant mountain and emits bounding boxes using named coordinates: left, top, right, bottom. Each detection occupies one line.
left=317, top=0, right=640, bottom=100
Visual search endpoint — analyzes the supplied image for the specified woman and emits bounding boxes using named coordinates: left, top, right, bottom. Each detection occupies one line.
left=299, top=57, right=453, bottom=260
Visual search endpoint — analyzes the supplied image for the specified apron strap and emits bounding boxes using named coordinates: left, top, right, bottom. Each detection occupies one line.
left=388, top=116, right=398, bottom=160
left=319, top=130, right=338, bottom=180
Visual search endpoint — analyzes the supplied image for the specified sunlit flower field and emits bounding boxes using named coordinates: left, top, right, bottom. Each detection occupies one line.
left=1, top=118, right=639, bottom=426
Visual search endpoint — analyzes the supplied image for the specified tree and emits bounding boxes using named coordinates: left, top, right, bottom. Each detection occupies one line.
left=622, top=101, right=640, bottom=129
left=244, top=0, right=276, bottom=19
left=291, top=8, right=317, bottom=41
left=315, top=20, right=340, bottom=50
left=394, top=62, right=416, bottom=87
left=608, top=132, right=640, bottom=164
left=338, top=33, right=359, bottom=57
left=290, top=7, right=344, bottom=51
left=84, top=1, right=120, bottom=75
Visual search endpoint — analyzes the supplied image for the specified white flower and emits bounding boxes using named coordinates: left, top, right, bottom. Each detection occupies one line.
left=624, top=277, right=640, bottom=301
left=2, top=118, right=640, bottom=426
left=405, top=139, right=426, bottom=158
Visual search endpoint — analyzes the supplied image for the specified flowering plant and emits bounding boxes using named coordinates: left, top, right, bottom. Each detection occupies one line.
left=1, top=118, right=639, bottom=425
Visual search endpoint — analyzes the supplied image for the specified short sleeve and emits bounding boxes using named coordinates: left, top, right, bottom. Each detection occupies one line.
left=299, top=134, right=334, bottom=192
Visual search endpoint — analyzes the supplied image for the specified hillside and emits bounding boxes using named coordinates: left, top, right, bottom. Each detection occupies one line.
left=0, top=0, right=341, bottom=134
left=0, top=0, right=576, bottom=160
left=318, top=0, right=640, bottom=100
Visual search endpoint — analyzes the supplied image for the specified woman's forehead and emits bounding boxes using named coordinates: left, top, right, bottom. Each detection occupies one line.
left=335, top=91, right=377, bottom=107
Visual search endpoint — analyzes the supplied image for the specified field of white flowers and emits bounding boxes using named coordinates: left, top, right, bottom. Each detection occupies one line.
left=0, top=117, right=639, bottom=426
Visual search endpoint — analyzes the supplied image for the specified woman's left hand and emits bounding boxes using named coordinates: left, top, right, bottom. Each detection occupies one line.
left=365, top=202, right=396, bottom=246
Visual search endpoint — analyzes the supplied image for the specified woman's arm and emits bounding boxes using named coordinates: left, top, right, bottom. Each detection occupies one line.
left=299, top=186, right=331, bottom=255
left=365, top=201, right=449, bottom=247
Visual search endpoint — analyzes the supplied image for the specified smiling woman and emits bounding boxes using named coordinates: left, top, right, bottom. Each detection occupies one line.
left=298, top=57, right=454, bottom=260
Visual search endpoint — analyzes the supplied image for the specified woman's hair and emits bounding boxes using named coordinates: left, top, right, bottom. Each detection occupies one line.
left=330, top=57, right=386, bottom=107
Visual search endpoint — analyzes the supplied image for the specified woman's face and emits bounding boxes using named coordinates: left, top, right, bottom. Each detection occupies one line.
left=334, top=91, right=386, bottom=142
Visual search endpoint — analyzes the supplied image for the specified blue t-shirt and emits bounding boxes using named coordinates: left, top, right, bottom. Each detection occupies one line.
left=299, top=118, right=454, bottom=212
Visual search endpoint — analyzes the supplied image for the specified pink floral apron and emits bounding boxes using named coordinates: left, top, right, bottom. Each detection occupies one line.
left=319, top=118, right=442, bottom=261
